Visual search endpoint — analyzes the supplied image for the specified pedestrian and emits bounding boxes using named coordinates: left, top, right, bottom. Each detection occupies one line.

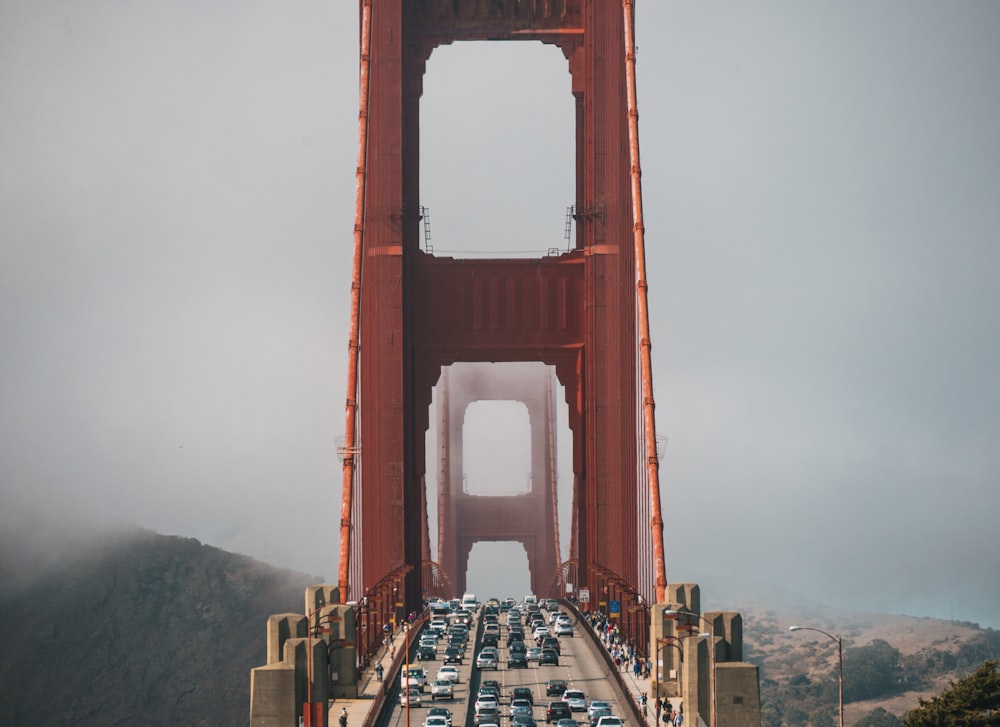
left=339, top=707, right=348, bottom=727
left=375, top=662, right=384, bottom=682
left=633, top=660, right=641, bottom=678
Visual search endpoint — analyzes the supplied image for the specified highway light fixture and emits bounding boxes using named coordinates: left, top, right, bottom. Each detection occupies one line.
left=789, top=626, right=844, bottom=727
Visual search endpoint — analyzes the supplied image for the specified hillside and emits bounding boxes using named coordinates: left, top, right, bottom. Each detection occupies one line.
left=1, top=532, right=997, bottom=726
left=699, top=578, right=1000, bottom=725
left=0, top=527, right=315, bottom=727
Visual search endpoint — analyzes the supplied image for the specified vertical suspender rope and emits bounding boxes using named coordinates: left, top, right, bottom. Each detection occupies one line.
left=338, top=0, right=374, bottom=598
left=547, top=371, right=563, bottom=570
left=623, top=0, right=668, bottom=603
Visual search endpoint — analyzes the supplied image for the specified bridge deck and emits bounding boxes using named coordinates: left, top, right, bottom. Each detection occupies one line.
left=335, top=603, right=663, bottom=727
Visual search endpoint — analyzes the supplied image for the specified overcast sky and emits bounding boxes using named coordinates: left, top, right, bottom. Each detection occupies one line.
left=2, top=2, right=998, bottom=628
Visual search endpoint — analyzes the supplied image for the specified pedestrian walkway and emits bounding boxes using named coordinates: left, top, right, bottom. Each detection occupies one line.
left=328, top=624, right=408, bottom=727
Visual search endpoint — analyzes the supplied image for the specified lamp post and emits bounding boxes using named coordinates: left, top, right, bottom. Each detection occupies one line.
left=789, top=626, right=844, bottom=727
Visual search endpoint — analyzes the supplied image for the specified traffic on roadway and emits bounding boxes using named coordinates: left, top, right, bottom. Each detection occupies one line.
left=382, top=596, right=637, bottom=727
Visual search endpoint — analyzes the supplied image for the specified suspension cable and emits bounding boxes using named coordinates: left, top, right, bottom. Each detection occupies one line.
left=623, top=0, right=668, bottom=602
left=338, top=0, right=374, bottom=598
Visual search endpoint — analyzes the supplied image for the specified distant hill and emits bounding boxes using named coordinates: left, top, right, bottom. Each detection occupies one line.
left=692, top=573, right=1000, bottom=724
left=1, top=530, right=996, bottom=726
left=0, top=527, right=315, bottom=727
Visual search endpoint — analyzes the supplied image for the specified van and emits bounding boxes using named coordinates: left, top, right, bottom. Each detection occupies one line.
left=401, top=665, right=427, bottom=691
left=461, top=593, right=478, bottom=610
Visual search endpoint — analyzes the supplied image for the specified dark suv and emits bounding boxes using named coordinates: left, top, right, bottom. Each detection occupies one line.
left=546, top=702, right=572, bottom=723
left=511, top=687, right=534, bottom=705
left=545, top=679, right=567, bottom=696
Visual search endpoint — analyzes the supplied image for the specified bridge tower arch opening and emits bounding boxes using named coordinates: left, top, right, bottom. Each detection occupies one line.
left=420, top=41, right=575, bottom=259
left=429, top=362, right=570, bottom=598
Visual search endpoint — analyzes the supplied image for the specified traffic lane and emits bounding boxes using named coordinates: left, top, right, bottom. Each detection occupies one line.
left=489, top=629, right=631, bottom=725
left=387, top=626, right=478, bottom=727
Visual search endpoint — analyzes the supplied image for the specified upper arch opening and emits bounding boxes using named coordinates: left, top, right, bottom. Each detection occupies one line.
left=420, top=41, right=575, bottom=259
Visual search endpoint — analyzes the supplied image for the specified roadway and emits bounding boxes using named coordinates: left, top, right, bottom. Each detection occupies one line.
left=375, top=603, right=651, bottom=727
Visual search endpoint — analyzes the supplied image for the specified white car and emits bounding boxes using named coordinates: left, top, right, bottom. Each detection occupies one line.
left=476, top=650, right=499, bottom=669
left=588, top=701, right=612, bottom=719
left=533, top=626, right=551, bottom=640
left=424, top=716, right=451, bottom=727
left=562, top=689, right=587, bottom=712
left=402, top=686, right=422, bottom=707
left=436, top=666, right=460, bottom=683
left=428, top=708, right=454, bottom=726
left=431, top=680, right=454, bottom=700
left=475, top=695, right=500, bottom=713
left=595, top=717, right=623, bottom=727
left=554, top=622, right=574, bottom=637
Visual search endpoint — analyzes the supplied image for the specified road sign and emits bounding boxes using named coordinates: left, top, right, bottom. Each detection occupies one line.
left=579, top=588, right=590, bottom=603
left=609, top=599, right=621, bottom=618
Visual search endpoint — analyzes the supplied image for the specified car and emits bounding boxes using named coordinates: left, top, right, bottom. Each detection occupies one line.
left=594, top=717, right=623, bottom=727
left=483, top=633, right=499, bottom=648
left=436, top=666, right=460, bottom=683
left=417, top=646, right=437, bottom=661
left=508, top=652, right=528, bottom=668
left=511, top=716, right=537, bottom=727
left=541, top=637, right=561, bottom=654
left=476, top=651, right=498, bottom=669
left=481, top=680, right=501, bottom=692
left=533, top=627, right=551, bottom=643
left=509, top=638, right=527, bottom=652
left=475, top=706, right=501, bottom=726
left=562, top=690, right=586, bottom=712
left=546, top=679, right=567, bottom=696
left=587, top=701, right=612, bottom=719
left=428, top=707, right=454, bottom=725
left=429, top=618, right=449, bottom=633
left=402, top=686, right=423, bottom=707
left=509, top=699, right=534, bottom=718
left=478, top=685, right=501, bottom=703
left=588, top=710, right=613, bottom=727
left=526, top=646, right=543, bottom=662
left=424, top=717, right=451, bottom=727
left=444, top=647, right=463, bottom=664
left=475, top=695, right=500, bottom=713
left=554, top=622, right=574, bottom=637
left=511, top=687, right=534, bottom=705
left=546, top=702, right=572, bottom=723
left=539, top=648, right=559, bottom=666
left=556, top=719, right=578, bottom=727
left=431, top=680, right=454, bottom=700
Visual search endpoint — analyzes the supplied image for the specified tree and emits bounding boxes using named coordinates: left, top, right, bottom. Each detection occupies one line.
left=845, top=639, right=904, bottom=701
left=904, top=660, right=1000, bottom=727
left=854, top=707, right=903, bottom=727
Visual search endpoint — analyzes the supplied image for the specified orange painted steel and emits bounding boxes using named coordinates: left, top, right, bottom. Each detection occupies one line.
left=337, top=0, right=373, bottom=598
left=623, top=0, right=668, bottom=602
left=340, top=0, right=664, bottom=628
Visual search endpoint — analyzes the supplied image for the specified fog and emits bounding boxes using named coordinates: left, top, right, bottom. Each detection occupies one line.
left=2, top=2, right=999, bottom=628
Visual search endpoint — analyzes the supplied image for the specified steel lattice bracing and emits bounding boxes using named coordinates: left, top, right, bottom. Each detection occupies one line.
left=340, top=0, right=666, bottom=655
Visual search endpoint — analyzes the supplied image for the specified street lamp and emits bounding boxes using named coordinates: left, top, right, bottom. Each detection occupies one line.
left=789, top=626, right=844, bottom=727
